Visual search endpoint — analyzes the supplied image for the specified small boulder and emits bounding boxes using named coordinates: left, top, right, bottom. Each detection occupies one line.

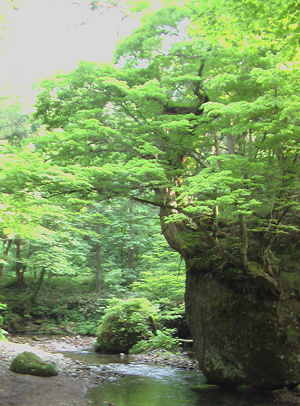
left=9, top=351, right=57, bottom=377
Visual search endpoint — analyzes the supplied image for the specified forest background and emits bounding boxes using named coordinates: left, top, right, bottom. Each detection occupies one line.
left=0, top=0, right=188, bottom=343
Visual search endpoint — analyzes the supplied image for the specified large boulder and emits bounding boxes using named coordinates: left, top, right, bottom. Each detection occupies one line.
left=185, top=267, right=300, bottom=390
left=9, top=352, right=57, bottom=377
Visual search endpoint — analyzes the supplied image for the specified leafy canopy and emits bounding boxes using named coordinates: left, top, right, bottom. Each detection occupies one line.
left=5, top=0, right=300, bottom=298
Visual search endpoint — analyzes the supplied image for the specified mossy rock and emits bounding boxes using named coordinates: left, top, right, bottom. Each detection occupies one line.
left=95, top=298, right=159, bottom=353
left=185, top=266, right=300, bottom=389
left=191, top=384, right=221, bottom=392
left=9, top=352, right=57, bottom=377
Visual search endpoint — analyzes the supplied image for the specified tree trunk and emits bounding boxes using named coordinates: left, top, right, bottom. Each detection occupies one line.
left=226, top=134, right=235, bottom=154
left=95, top=224, right=102, bottom=293
left=127, top=247, right=133, bottom=270
left=31, top=268, right=46, bottom=303
left=96, top=268, right=101, bottom=293
left=15, top=238, right=25, bottom=292
left=0, top=238, right=12, bottom=282
left=128, top=199, right=134, bottom=270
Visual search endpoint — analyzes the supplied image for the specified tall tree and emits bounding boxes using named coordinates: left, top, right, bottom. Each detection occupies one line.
left=31, top=0, right=300, bottom=389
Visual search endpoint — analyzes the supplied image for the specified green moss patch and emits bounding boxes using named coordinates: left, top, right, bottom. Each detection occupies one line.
left=9, top=351, right=57, bottom=377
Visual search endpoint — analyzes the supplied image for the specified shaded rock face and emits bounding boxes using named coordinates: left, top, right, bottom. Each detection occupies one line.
left=185, top=267, right=300, bottom=390
left=9, top=351, right=57, bottom=377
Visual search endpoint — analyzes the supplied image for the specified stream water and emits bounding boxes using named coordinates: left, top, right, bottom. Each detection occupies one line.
left=7, top=336, right=280, bottom=406
left=62, top=348, right=276, bottom=406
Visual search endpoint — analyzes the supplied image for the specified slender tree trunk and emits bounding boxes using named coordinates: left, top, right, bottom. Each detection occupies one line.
left=128, top=247, right=133, bottom=270
left=0, top=238, right=12, bottom=282
left=95, top=224, right=102, bottom=293
left=127, top=199, right=134, bottom=270
left=213, top=205, right=219, bottom=241
left=214, top=134, right=220, bottom=156
left=120, top=248, right=123, bottom=267
left=226, top=134, right=235, bottom=154
left=15, top=238, right=25, bottom=292
left=31, top=268, right=46, bottom=303
left=239, top=213, right=249, bottom=269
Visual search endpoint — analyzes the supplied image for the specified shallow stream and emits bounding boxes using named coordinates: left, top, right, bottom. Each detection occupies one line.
left=7, top=336, right=280, bottom=406
left=61, top=346, right=275, bottom=406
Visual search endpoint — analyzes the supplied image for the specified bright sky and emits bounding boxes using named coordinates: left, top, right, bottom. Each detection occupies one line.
left=0, top=0, right=140, bottom=106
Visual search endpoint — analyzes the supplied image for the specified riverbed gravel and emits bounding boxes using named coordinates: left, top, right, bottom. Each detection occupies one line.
left=134, top=348, right=199, bottom=369
left=0, top=335, right=198, bottom=387
left=0, top=335, right=121, bottom=387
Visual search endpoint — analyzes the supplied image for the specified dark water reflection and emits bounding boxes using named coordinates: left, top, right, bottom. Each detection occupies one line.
left=87, top=364, right=204, bottom=406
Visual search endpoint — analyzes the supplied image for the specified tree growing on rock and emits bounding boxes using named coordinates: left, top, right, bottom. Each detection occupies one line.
left=27, top=0, right=300, bottom=389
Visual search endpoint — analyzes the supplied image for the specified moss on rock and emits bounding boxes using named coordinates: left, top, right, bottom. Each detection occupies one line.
left=95, top=297, right=159, bottom=353
left=9, top=351, right=57, bottom=377
left=185, top=266, right=300, bottom=390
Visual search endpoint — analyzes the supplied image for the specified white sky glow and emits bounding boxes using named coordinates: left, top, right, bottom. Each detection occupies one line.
left=0, top=0, right=140, bottom=105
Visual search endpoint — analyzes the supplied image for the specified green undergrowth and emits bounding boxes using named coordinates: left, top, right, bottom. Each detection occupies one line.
left=129, top=328, right=179, bottom=354
left=0, top=303, right=7, bottom=340
left=0, top=272, right=190, bottom=346
left=0, top=275, right=109, bottom=335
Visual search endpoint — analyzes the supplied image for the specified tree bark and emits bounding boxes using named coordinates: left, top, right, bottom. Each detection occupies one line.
left=239, top=213, right=249, bottom=269
left=127, top=199, right=134, bottom=270
left=95, top=224, right=102, bottom=293
left=31, top=268, right=46, bottom=303
left=15, top=238, right=25, bottom=292
left=0, top=238, right=12, bottom=282
left=226, top=134, right=235, bottom=154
